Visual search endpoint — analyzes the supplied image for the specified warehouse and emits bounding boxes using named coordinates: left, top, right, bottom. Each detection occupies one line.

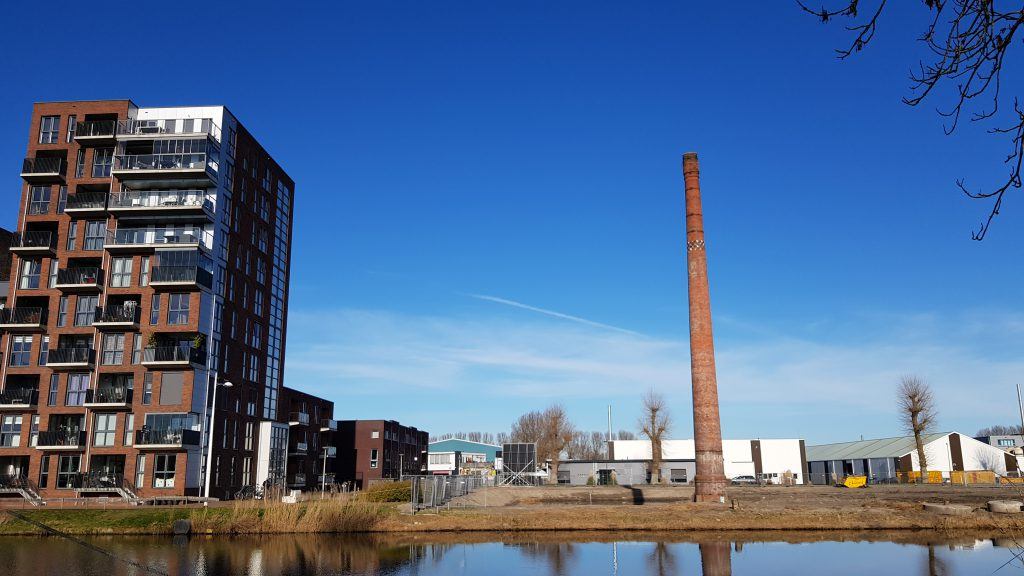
left=604, top=438, right=808, bottom=485
left=805, top=432, right=1019, bottom=484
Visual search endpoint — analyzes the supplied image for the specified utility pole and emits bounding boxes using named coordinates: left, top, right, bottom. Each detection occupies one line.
left=1017, top=383, right=1024, bottom=434
left=607, top=405, right=613, bottom=459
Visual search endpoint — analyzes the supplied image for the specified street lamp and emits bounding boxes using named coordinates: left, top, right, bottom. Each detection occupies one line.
left=203, top=377, right=232, bottom=499
left=399, top=453, right=404, bottom=481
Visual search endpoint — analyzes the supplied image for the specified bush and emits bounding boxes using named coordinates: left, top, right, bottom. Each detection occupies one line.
left=586, top=476, right=596, bottom=486
left=361, top=480, right=412, bottom=502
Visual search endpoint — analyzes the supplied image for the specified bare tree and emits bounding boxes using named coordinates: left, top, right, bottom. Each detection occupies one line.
left=638, top=390, right=672, bottom=484
left=496, top=431, right=510, bottom=445
left=897, top=375, right=938, bottom=482
left=800, top=1, right=1024, bottom=240
left=977, top=424, right=1024, bottom=436
left=566, top=431, right=608, bottom=460
left=481, top=432, right=496, bottom=445
left=616, top=429, right=637, bottom=441
left=511, top=405, right=576, bottom=484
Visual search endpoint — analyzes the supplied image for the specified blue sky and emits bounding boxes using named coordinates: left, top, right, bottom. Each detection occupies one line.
left=1, top=2, right=1021, bottom=444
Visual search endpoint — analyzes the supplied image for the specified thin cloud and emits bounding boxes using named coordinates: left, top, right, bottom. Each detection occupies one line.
left=469, top=294, right=642, bottom=336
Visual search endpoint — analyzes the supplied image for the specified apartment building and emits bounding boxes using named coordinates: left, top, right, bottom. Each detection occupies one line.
left=279, top=386, right=337, bottom=490
left=335, top=420, right=428, bottom=489
left=0, top=100, right=322, bottom=501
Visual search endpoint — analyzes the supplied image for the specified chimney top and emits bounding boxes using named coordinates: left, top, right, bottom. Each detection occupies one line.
left=682, top=152, right=699, bottom=161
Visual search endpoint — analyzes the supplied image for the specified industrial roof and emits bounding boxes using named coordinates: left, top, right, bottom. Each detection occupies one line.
left=806, top=432, right=952, bottom=462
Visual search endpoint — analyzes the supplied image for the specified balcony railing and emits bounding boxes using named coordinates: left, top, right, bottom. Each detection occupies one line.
left=0, top=307, right=47, bottom=327
left=288, top=474, right=307, bottom=486
left=79, top=471, right=134, bottom=493
left=117, top=118, right=221, bottom=142
left=105, top=227, right=212, bottom=248
left=37, top=430, right=86, bottom=448
left=289, top=411, right=310, bottom=426
left=320, top=446, right=338, bottom=458
left=11, top=231, right=56, bottom=251
left=65, top=192, right=107, bottom=211
left=94, top=304, right=140, bottom=325
left=142, top=346, right=204, bottom=365
left=113, top=153, right=209, bottom=173
left=135, top=427, right=200, bottom=447
left=320, top=419, right=338, bottom=431
left=0, top=388, right=38, bottom=407
left=46, top=347, right=95, bottom=366
left=109, top=189, right=213, bottom=212
left=75, top=120, right=117, bottom=139
left=85, top=386, right=132, bottom=405
left=151, top=266, right=213, bottom=287
left=21, top=157, right=65, bottom=177
left=55, top=267, right=103, bottom=287
left=290, top=441, right=309, bottom=455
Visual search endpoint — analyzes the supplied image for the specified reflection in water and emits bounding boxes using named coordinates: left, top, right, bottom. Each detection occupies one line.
left=0, top=531, right=1016, bottom=575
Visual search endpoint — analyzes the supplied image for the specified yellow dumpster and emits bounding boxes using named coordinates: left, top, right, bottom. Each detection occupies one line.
left=842, top=475, right=867, bottom=488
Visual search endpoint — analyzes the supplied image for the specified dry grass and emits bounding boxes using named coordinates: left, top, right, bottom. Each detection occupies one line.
left=190, top=496, right=394, bottom=534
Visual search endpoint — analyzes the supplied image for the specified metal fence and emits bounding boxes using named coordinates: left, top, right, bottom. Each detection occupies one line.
left=409, top=475, right=488, bottom=511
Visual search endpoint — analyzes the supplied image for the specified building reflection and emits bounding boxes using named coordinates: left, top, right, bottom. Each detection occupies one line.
left=699, top=541, right=732, bottom=576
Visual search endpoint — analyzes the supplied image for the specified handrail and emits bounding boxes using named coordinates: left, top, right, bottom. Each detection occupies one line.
left=37, top=430, right=86, bottom=447
left=55, top=267, right=102, bottom=286
left=0, top=307, right=46, bottom=325
left=65, top=192, right=107, bottom=210
left=47, top=347, right=94, bottom=364
left=0, top=388, right=38, bottom=406
left=94, top=304, right=139, bottom=324
left=22, top=157, right=65, bottom=175
left=86, top=386, right=133, bottom=404
left=13, top=231, right=55, bottom=249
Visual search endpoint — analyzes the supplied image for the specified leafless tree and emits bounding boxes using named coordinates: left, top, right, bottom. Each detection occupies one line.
left=639, top=389, right=672, bottom=484
left=800, top=1, right=1024, bottom=240
left=977, top=424, right=1024, bottom=436
left=511, top=405, right=577, bottom=483
left=616, top=429, right=637, bottom=441
left=496, top=431, right=510, bottom=445
left=481, top=432, right=496, bottom=445
left=897, top=375, right=938, bottom=482
left=566, top=430, right=607, bottom=460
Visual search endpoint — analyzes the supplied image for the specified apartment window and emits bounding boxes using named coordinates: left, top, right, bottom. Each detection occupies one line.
left=150, top=294, right=161, bottom=325
left=9, top=336, right=32, bottom=366
left=998, top=439, right=1016, bottom=447
left=370, top=449, right=379, bottom=469
left=84, top=221, right=106, bottom=250
left=135, top=455, right=146, bottom=488
left=140, top=258, right=150, bottom=286
left=75, top=149, right=86, bottom=178
left=153, top=454, right=176, bottom=488
left=111, top=257, right=133, bottom=287
left=66, top=373, right=90, bottom=406
left=222, top=417, right=230, bottom=449
left=39, top=455, right=50, bottom=488
left=66, top=115, right=76, bottom=142
left=232, top=420, right=238, bottom=450
left=74, top=295, right=98, bottom=327
left=216, top=266, right=225, bottom=294
left=0, top=415, right=22, bottom=447
left=101, top=333, right=124, bottom=365
left=57, top=296, right=68, bottom=327
left=167, top=293, right=189, bottom=325
left=244, top=421, right=254, bottom=451
left=47, top=375, right=59, bottom=406
left=260, top=195, right=269, bottom=221
left=242, top=456, right=251, bottom=486
left=29, top=186, right=50, bottom=214
left=37, top=336, right=49, bottom=365
left=142, top=373, right=153, bottom=405
left=57, top=455, right=80, bottom=489
left=39, top=115, right=60, bottom=144
left=57, top=185, right=67, bottom=213
left=371, top=431, right=379, bottom=439
left=254, top=291, right=264, bottom=316
left=124, top=414, right=134, bottom=446
left=93, top=413, right=117, bottom=447
left=48, top=259, right=58, bottom=288
left=66, top=221, right=78, bottom=250
left=19, top=259, right=41, bottom=289
left=132, top=334, right=142, bottom=364
left=214, top=456, right=221, bottom=487
left=30, top=415, right=39, bottom=447
left=258, top=229, right=268, bottom=253
left=92, top=148, right=113, bottom=178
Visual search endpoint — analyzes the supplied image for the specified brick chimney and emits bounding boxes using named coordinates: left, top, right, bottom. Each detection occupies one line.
left=682, top=152, right=727, bottom=502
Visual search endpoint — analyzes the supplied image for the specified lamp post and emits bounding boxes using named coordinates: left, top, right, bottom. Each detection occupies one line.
left=203, top=377, right=232, bottom=499
left=399, top=453, right=404, bottom=481
left=321, top=446, right=329, bottom=499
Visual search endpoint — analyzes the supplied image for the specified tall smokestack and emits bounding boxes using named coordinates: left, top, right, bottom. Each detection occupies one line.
left=682, top=152, right=727, bottom=502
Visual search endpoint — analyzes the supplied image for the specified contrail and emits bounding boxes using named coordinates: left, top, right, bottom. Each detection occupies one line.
left=470, top=294, right=642, bottom=336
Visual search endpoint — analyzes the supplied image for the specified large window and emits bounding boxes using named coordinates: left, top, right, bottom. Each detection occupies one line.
left=93, top=413, right=117, bottom=447
left=0, top=415, right=22, bottom=447
left=37, top=336, right=49, bottom=365
left=29, top=186, right=50, bottom=214
left=74, top=295, right=98, bottom=327
left=92, top=148, right=113, bottom=178
left=84, top=221, right=106, bottom=250
left=101, top=333, right=124, bottom=365
left=66, top=115, right=76, bottom=142
left=57, top=296, right=68, bottom=327
left=56, top=455, right=80, bottom=489
left=47, top=374, right=59, bottom=406
left=65, top=373, right=89, bottom=406
left=167, top=293, right=189, bottom=325
left=19, top=259, right=41, bottom=289
left=38, top=116, right=59, bottom=144
left=150, top=294, right=161, bottom=325
left=153, top=454, right=176, bottom=488
left=9, top=336, right=32, bottom=366
left=111, top=257, right=132, bottom=287
left=370, top=448, right=379, bottom=469
left=66, top=221, right=78, bottom=251
left=135, top=455, right=146, bottom=488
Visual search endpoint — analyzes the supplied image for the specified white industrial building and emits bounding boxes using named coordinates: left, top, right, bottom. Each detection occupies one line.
left=601, top=438, right=808, bottom=485
left=806, top=432, right=1020, bottom=484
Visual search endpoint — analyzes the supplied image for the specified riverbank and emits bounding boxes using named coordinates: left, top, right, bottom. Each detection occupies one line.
left=1, top=485, right=1022, bottom=536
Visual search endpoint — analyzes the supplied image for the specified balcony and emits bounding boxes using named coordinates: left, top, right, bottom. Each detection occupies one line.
left=134, top=428, right=200, bottom=449
left=112, top=153, right=214, bottom=182
left=319, top=446, right=337, bottom=459
left=289, top=442, right=309, bottom=456
left=21, top=157, right=65, bottom=183
left=320, top=419, right=338, bottom=432
left=288, top=411, right=310, bottom=426
left=74, top=120, right=117, bottom=144
left=108, top=190, right=214, bottom=219
left=0, top=307, right=47, bottom=331
left=83, top=386, right=133, bottom=408
left=10, top=231, right=56, bottom=256
left=141, top=346, right=205, bottom=367
left=36, top=430, right=86, bottom=450
left=92, top=304, right=140, bottom=328
left=54, top=267, right=103, bottom=290
left=104, top=227, right=211, bottom=252
left=0, top=387, right=38, bottom=410
left=288, top=473, right=307, bottom=487
left=46, top=347, right=95, bottom=369
left=150, top=266, right=213, bottom=289
left=64, top=192, right=108, bottom=214
left=117, top=118, right=221, bottom=143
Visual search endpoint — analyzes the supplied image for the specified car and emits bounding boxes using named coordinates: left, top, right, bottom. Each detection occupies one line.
left=730, top=475, right=758, bottom=485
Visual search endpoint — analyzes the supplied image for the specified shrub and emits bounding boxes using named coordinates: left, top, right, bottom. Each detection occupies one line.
left=586, top=476, right=596, bottom=486
left=361, top=480, right=412, bottom=502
